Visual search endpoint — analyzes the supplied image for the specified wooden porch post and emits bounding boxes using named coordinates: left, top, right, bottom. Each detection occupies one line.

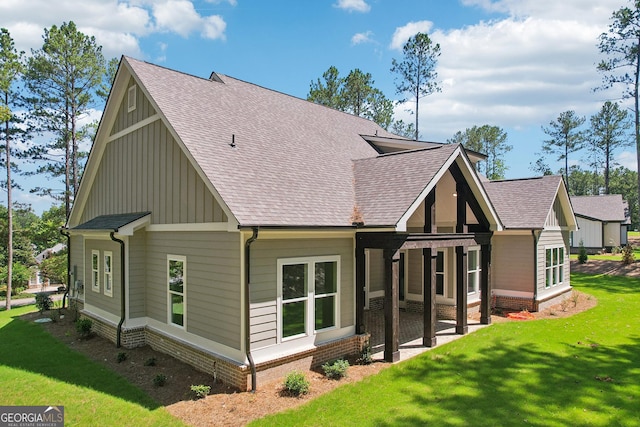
left=423, top=248, right=437, bottom=347
left=384, top=248, right=400, bottom=362
left=480, top=243, right=492, bottom=325
left=455, top=245, right=468, bottom=335
left=355, top=242, right=366, bottom=334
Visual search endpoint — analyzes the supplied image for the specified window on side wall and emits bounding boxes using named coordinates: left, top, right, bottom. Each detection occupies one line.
left=467, top=247, right=481, bottom=294
left=278, top=256, right=340, bottom=341
left=104, top=251, right=113, bottom=297
left=545, top=246, right=565, bottom=288
left=91, top=250, right=100, bottom=292
left=168, top=255, right=186, bottom=328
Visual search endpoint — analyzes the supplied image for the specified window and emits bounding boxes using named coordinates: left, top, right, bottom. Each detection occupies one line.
left=279, top=256, right=339, bottom=341
left=127, top=85, right=137, bottom=112
left=91, top=250, right=100, bottom=292
left=545, top=246, right=565, bottom=288
left=103, top=251, right=113, bottom=297
left=168, top=256, right=186, bottom=327
left=467, top=247, right=481, bottom=294
left=435, top=251, right=445, bottom=296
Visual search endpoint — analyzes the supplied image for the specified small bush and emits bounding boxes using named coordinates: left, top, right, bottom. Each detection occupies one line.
left=76, top=318, right=93, bottom=338
left=322, top=359, right=349, bottom=379
left=283, top=371, right=309, bottom=396
left=357, top=340, right=373, bottom=365
left=144, top=357, right=157, bottom=367
left=577, top=240, right=588, bottom=264
left=116, top=352, right=127, bottom=363
left=153, top=374, right=167, bottom=387
left=190, top=384, right=211, bottom=399
left=621, top=244, right=635, bottom=265
left=35, top=292, right=53, bottom=313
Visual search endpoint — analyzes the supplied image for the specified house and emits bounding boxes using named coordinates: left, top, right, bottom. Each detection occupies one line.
left=570, top=194, right=630, bottom=253
left=483, top=176, right=577, bottom=311
left=66, top=56, right=575, bottom=391
left=29, top=243, right=67, bottom=288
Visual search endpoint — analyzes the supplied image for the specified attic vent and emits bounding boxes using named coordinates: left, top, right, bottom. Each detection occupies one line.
left=209, top=71, right=224, bottom=83
left=127, top=84, right=137, bottom=112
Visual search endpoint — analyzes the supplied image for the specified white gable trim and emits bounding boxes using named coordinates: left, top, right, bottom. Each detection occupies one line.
left=396, top=146, right=502, bottom=232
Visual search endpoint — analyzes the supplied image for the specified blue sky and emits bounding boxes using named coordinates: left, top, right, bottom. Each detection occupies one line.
left=0, top=0, right=633, bottom=214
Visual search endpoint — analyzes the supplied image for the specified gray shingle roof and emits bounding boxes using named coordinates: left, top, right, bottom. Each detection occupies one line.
left=73, top=212, right=151, bottom=231
left=483, top=175, right=562, bottom=229
left=354, top=145, right=461, bottom=226
left=571, top=194, right=627, bottom=222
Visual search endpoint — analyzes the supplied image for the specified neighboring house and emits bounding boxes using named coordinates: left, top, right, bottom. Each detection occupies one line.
left=29, top=243, right=67, bottom=288
left=66, top=56, right=575, bottom=391
left=570, top=194, right=630, bottom=253
left=484, top=176, right=577, bottom=311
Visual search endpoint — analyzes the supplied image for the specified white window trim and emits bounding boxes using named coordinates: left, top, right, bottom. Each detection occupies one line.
left=276, top=255, right=340, bottom=344
left=103, top=251, right=113, bottom=297
left=91, top=250, right=100, bottom=293
left=467, top=246, right=481, bottom=295
left=167, top=255, right=187, bottom=329
left=127, top=84, right=137, bottom=112
left=545, top=245, right=565, bottom=288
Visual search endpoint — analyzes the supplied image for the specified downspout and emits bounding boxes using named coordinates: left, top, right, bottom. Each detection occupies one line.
left=532, top=230, right=539, bottom=307
left=60, top=228, right=71, bottom=309
left=110, top=232, right=126, bottom=348
left=244, top=227, right=259, bottom=392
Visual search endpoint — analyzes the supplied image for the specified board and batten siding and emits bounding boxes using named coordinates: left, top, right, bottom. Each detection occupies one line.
left=145, top=231, right=241, bottom=349
left=84, top=239, right=121, bottom=315
left=491, top=234, right=534, bottom=293
left=536, top=229, right=570, bottom=296
left=81, top=111, right=227, bottom=225
left=110, top=77, right=156, bottom=135
left=604, top=222, right=621, bottom=247
left=248, top=238, right=355, bottom=350
left=573, top=217, right=601, bottom=248
left=70, top=235, right=85, bottom=300
left=128, top=231, right=147, bottom=319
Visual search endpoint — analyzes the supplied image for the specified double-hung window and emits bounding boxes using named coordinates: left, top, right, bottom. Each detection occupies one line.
left=278, top=256, right=340, bottom=341
left=545, top=246, right=565, bottom=288
left=91, top=250, right=100, bottom=292
left=103, top=251, right=113, bottom=297
left=168, top=255, right=186, bottom=328
left=467, top=247, right=481, bottom=295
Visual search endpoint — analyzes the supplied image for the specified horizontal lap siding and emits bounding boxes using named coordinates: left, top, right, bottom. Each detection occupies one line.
left=492, top=234, right=534, bottom=293
left=408, top=249, right=423, bottom=295
left=368, top=249, right=384, bottom=293
left=70, top=235, right=84, bottom=297
left=145, top=231, right=242, bottom=350
left=81, top=113, right=227, bottom=225
left=84, top=239, right=121, bottom=315
left=249, top=238, right=355, bottom=349
left=129, top=231, right=146, bottom=318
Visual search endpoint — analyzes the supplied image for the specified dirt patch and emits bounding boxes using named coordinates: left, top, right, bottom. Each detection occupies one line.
left=23, top=257, right=624, bottom=427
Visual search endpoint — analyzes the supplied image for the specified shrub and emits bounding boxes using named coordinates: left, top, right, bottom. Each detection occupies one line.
left=116, top=352, right=127, bottom=363
left=577, top=240, right=588, bottom=264
left=35, top=292, right=53, bottom=313
left=144, top=357, right=157, bottom=367
left=322, top=359, right=349, bottom=379
left=357, top=340, right=373, bottom=365
left=621, top=244, right=635, bottom=265
left=283, top=371, right=309, bottom=396
left=76, top=318, right=93, bottom=338
left=190, top=384, right=211, bottom=399
left=153, top=374, right=167, bottom=387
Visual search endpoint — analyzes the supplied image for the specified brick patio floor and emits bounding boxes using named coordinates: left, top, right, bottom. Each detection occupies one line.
left=364, top=309, right=489, bottom=361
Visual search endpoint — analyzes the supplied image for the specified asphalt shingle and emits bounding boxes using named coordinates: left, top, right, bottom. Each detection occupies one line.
left=571, top=194, right=627, bottom=222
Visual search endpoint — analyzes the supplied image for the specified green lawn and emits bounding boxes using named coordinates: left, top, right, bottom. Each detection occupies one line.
left=252, top=273, right=640, bottom=427
left=0, top=306, right=186, bottom=427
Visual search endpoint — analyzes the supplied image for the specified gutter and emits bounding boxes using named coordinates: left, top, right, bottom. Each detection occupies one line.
left=60, top=228, right=71, bottom=309
left=244, top=227, right=259, bottom=392
left=110, top=232, right=126, bottom=348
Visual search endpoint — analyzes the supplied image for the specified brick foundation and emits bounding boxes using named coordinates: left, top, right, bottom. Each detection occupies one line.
left=375, top=298, right=480, bottom=320
left=368, top=297, right=384, bottom=310
left=77, top=310, right=367, bottom=392
left=493, top=287, right=572, bottom=312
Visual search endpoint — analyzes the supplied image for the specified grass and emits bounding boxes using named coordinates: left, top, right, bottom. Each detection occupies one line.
left=0, top=292, right=34, bottom=301
left=0, top=305, right=186, bottom=427
left=252, top=273, right=640, bottom=427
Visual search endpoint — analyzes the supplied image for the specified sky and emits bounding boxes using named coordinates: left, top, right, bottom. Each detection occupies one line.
left=0, top=0, right=634, bottom=214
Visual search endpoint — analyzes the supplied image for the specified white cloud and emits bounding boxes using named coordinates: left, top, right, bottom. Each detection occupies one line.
left=616, top=151, right=638, bottom=172
left=151, top=0, right=225, bottom=39
left=351, top=31, right=373, bottom=45
left=389, top=21, right=433, bottom=50
left=205, top=0, right=237, bottom=5
left=334, top=0, right=371, bottom=13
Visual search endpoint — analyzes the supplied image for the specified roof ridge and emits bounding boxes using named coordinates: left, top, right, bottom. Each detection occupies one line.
left=124, top=56, right=213, bottom=83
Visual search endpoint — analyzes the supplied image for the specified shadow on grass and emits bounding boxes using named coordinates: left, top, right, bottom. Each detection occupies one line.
left=0, top=312, right=160, bottom=410
left=572, top=272, right=640, bottom=294
left=369, top=334, right=640, bottom=426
